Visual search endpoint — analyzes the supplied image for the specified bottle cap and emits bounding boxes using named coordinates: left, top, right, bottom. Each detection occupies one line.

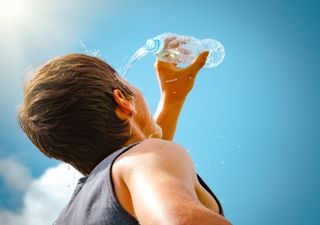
left=145, top=38, right=162, bottom=53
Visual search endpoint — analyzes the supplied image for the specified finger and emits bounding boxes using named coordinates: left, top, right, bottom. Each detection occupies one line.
left=185, top=51, right=209, bottom=75
left=167, top=38, right=189, bottom=49
left=179, top=47, right=191, bottom=56
left=167, top=39, right=179, bottom=49
left=164, top=36, right=177, bottom=43
left=164, top=36, right=177, bottom=48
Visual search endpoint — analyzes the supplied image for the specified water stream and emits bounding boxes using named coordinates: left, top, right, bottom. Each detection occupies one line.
left=119, top=46, right=149, bottom=77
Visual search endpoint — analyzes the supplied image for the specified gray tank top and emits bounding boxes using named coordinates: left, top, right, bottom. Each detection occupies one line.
left=54, top=141, right=224, bottom=225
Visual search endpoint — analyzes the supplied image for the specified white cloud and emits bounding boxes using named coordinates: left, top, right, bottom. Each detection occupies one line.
left=0, top=158, right=32, bottom=192
left=0, top=161, right=82, bottom=225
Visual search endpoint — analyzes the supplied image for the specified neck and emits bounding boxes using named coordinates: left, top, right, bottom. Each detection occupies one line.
left=122, top=120, right=147, bottom=147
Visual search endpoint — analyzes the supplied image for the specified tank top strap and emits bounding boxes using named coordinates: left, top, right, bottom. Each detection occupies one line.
left=89, top=141, right=141, bottom=177
left=104, top=141, right=141, bottom=209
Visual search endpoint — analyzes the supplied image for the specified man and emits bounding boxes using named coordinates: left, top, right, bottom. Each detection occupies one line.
left=18, top=48, right=232, bottom=224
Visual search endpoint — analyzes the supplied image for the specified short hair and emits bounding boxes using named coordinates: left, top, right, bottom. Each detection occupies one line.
left=18, top=54, right=135, bottom=175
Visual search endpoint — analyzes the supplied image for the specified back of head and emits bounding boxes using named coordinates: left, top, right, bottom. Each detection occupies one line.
left=18, top=54, right=135, bottom=175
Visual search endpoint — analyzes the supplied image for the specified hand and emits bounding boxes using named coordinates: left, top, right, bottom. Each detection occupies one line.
left=154, top=51, right=209, bottom=102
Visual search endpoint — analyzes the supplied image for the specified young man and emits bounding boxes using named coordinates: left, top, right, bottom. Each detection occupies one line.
left=18, top=50, right=232, bottom=224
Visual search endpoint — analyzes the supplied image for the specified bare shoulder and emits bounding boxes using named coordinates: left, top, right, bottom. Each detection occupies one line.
left=111, top=138, right=196, bottom=220
left=114, top=139, right=232, bottom=224
left=136, top=138, right=190, bottom=158
left=113, top=138, right=196, bottom=188
left=116, top=138, right=193, bottom=170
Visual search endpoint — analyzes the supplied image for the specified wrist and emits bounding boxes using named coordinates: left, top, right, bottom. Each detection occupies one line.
left=161, top=91, right=187, bottom=105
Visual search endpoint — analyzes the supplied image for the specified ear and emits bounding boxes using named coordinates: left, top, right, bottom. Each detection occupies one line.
left=113, top=89, right=134, bottom=119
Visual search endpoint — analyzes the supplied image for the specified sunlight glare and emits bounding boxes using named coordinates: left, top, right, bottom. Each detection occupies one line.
left=0, top=0, right=26, bottom=24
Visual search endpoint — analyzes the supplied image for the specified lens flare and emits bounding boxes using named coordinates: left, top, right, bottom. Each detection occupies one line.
left=0, top=0, right=26, bottom=24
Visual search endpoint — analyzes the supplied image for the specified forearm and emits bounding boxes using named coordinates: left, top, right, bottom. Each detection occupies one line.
left=153, top=92, right=186, bottom=140
left=153, top=52, right=208, bottom=140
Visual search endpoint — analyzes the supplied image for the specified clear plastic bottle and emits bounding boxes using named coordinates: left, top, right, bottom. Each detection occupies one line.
left=145, top=33, right=225, bottom=68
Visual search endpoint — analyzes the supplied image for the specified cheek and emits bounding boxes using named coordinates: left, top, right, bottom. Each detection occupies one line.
left=135, top=95, right=152, bottom=122
left=142, top=102, right=153, bottom=122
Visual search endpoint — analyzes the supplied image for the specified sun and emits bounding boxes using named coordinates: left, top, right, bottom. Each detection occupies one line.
left=0, top=0, right=26, bottom=25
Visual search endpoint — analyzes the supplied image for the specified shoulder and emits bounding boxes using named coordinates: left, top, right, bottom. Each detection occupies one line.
left=113, top=138, right=196, bottom=185
left=136, top=138, right=191, bottom=159
left=113, top=139, right=221, bottom=224
left=117, top=138, right=193, bottom=170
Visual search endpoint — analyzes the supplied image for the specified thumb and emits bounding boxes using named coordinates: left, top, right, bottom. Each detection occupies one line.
left=185, top=51, right=209, bottom=75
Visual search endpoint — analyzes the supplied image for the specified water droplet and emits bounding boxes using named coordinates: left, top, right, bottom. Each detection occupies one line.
left=79, top=40, right=101, bottom=57
left=165, top=78, right=178, bottom=83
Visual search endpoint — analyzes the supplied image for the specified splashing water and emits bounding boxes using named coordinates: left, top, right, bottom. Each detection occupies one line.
left=117, top=46, right=147, bottom=137
left=120, top=46, right=149, bottom=77
left=80, top=40, right=101, bottom=57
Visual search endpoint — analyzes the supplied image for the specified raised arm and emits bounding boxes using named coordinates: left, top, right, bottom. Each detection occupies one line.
left=153, top=51, right=209, bottom=140
left=120, top=138, right=232, bottom=225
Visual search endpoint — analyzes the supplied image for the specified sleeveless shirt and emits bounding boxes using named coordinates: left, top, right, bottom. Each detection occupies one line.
left=54, top=142, right=224, bottom=225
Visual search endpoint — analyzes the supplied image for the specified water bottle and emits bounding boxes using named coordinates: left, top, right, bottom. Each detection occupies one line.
left=145, top=33, right=225, bottom=68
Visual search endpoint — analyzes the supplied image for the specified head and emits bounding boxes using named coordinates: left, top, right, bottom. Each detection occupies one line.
left=18, top=53, right=162, bottom=175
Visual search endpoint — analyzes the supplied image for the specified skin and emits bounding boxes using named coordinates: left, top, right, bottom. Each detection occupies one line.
left=112, top=51, right=232, bottom=225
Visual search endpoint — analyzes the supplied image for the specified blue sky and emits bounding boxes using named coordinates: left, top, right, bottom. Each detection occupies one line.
left=0, top=0, right=319, bottom=224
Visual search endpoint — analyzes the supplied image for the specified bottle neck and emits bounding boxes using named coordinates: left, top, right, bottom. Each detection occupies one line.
left=145, top=38, right=163, bottom=53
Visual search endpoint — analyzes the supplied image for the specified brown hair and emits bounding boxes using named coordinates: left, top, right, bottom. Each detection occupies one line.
left=18, top=54, right=135, bottom=175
